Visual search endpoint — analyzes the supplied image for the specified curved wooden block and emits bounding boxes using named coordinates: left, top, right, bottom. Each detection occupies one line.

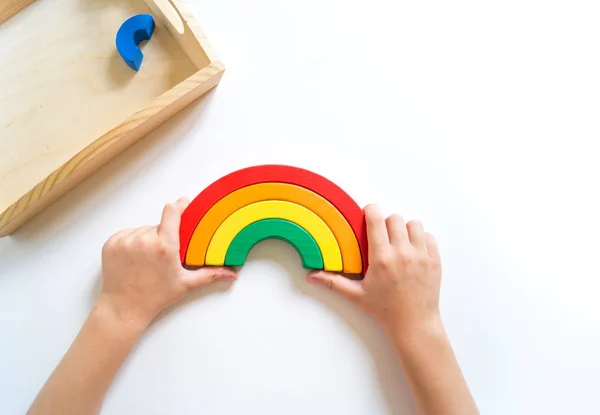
left=185, top=182, right=362, bottom=274
left=205, top=200, right=343, bottom=272
left=116, top=14, right=156, bottom=71
left=180, top=165, right=368, bottom=275
left=224, top=219, right=324, bottom=269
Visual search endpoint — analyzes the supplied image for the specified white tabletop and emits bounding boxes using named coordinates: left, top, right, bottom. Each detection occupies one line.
left=2, top=0, right=600, bottom=414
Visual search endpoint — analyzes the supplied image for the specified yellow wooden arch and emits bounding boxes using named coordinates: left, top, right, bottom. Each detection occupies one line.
left=205, top=200, right=343, bottom=271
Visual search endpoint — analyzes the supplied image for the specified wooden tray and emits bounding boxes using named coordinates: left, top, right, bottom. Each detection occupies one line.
left=0, top=0, right=225, bottom=236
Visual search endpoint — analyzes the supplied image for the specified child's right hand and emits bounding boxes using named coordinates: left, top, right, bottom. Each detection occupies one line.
left=99, top=197, right=237, bottom=329
left=307, top=204, right=443, bottom=340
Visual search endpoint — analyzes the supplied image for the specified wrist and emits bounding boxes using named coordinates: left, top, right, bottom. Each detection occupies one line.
left=93, top=296, right=151, bottom=336
left=384, top=313, right=447, bottom=349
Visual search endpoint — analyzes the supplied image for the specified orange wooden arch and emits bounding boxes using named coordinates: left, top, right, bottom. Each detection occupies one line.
left=185, top=182, right=363, bottom=274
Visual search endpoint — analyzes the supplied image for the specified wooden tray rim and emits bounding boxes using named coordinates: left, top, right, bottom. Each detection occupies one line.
left=0, top=0, right=225, bottom=236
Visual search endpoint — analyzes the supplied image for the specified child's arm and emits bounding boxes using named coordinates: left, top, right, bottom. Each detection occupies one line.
left=27, top=198, right=237, bottom=415
left=308, top=205, right=478, bottom=415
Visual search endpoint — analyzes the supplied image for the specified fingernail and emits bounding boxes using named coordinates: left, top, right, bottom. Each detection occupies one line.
left=307, top=276, right=319, bottom=284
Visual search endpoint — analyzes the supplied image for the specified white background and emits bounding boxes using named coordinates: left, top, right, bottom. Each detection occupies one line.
left=1, top=0, right=600, bottom=413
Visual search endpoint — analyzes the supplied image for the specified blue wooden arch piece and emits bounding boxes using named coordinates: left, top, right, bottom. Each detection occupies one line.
left=116, top=14, right=156, bottom=71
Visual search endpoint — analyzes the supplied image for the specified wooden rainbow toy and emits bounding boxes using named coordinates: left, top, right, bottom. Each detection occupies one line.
left=179, top=165, right=368, bottom=276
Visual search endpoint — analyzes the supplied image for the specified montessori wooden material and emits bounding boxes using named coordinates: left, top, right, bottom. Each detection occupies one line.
left=206, top=200, right=343, bottom=271
left=225, top=219, right=324, bottom=269
left=0, top=0, right=225, bottom=237
left=184, top=182, right=362, bottom=272
left=0, top=0, right=36, bottom=24
left=116, top=14, right=156, bottom=71
left=180, top=165, right=369, bottom=276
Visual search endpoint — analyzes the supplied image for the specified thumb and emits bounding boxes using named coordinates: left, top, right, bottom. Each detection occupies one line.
left=180, top=266, right=238, bottom=289
left=307, top=271, right=364, bottom=303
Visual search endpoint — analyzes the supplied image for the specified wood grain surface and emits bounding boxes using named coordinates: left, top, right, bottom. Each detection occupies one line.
left=0, top=0, right=224, bottom=236
left=0, top=0, right=36, bottom=24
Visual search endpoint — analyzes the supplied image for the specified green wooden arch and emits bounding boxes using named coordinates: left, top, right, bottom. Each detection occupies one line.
left=224, top=219, right=324, bottom=269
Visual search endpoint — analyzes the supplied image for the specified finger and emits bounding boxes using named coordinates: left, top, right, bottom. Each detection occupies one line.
left=385, top=214, right=409, bottom=247
left=307, top=271, right=364, bottom=302
left=158, top=197, right=190, bottom=245
left=364, top=204, right=391, bottom=260
left=180, top=266, right=238, bottom=289
left=425, top=232, right=440, bottom=260
left=406, top=220, right=426, bottom=249
left=103, top=228, right=135, bottom=255
left=176, top=196, right=190, bottom=208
